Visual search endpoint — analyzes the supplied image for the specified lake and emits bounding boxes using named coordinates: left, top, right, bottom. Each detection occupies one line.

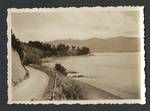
left=42, top=52, right=141, bottom=99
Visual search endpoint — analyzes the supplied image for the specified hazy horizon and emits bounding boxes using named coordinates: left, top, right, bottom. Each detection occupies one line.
left=47, top=36, right=139, bottom=42
left=11, top=7, right=141, bottom=42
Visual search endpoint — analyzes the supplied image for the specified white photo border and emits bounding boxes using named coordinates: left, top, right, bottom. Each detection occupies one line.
left=7, top=6, right=145, bottom=104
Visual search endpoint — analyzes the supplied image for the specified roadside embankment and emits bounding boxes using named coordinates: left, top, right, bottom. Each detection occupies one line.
left=12, top=49, right=49, bottom=101
left=31, top=64, right=122, bottom=100
left=12, top=66, right=49, bottom=101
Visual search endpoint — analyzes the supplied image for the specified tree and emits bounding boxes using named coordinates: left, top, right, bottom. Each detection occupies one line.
left=66, top=45, right=70, bottom=51
left=81, top=47, right=90, bottom=55
left=55, top=64, right=67, bottom=76
left=11, top=31, right=24, bottom=60
left=52, top=45, right=57, bottom=55
left=77, top=46, right=90, bottom=55
left=72, top=45, right=76, bottom=50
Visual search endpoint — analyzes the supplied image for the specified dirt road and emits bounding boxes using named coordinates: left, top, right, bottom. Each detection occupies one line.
left=12, top=66, right=49, bottom=101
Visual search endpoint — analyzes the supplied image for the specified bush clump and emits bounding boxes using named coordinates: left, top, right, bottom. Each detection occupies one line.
left=22, top=54, right=41, bottom=65
left=62, top=81, right=83, bottom=100
left=55, top=64, right=67, bottom=76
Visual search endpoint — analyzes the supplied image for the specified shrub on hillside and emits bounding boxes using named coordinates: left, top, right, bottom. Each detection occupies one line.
left=11, top=32, right=24, bottom=60
left=62, top=81, right=83, bottom=100
left=77, top=47, right=90, bottom=55
left=55, top=64, right=67, bottom=76
left=22, top=54, right=41, bottom=65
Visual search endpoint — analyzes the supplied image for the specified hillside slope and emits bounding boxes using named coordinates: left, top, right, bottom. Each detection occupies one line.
left=12, top=49, right=49, bottom=101
left=12, top=49, right=26, bottom=83
left=48, top=37, right=140, bottom=52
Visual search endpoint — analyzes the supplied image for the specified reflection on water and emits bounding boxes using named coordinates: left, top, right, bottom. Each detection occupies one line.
left=42, top=52, right=141, bottom=99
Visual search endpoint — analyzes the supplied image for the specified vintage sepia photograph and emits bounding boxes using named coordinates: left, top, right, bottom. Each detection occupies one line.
left=7, top=7, right=145, bottom=104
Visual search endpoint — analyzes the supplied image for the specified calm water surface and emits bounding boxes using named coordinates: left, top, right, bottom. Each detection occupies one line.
left=43, top=52, right=141, bottom=99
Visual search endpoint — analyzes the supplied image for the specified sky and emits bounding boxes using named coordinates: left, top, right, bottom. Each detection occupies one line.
left=11, top=8, right=141, bottom=42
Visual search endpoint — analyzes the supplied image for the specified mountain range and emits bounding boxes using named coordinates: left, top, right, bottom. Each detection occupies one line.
left=48, top=37, right=140, bottom=52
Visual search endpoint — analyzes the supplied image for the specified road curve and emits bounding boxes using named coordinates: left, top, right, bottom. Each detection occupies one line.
left=12, top=66, right=49, bottom=101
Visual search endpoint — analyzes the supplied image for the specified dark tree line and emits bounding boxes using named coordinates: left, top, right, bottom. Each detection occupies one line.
left=11, top=32, right=24, bottom=60
left=12, top=31, right=90, bottom=60
left=12, top=31, right=30, bottom=77
left=28, top=41, right=52, bottom=51
left=11, top=31, right=90, bottom=66
left=27, top=41, right=90, bottom=56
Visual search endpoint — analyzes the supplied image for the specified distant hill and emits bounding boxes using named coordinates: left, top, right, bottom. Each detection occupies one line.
left=48, top=37, right=140, bottom=52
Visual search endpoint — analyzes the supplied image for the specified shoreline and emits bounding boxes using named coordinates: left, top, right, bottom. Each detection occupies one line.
left=31, top=64, right=122, bottom=100
left=12, top=51, right=139, bottom=101
left=40, top=52, right=140, bottom=99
